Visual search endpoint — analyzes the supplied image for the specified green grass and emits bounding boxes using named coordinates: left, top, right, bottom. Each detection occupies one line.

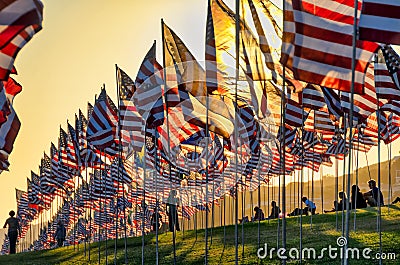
left=1, top=206, right=399, bottom=264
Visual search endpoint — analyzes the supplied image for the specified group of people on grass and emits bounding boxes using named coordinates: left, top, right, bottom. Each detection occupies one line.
left=324, top=179, right=384, bottom=213
left=245, top=179, right=388, bottom=221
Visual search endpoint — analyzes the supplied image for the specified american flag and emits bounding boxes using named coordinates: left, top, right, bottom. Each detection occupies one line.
left=281, top=0, right=378, bottom=93
left=302, top=85, right=326, bottom=110
left=58, top=127, right=78, bottom=175
left=2, top=75, right=22, bottom=104
left=240, top=32, right=271, bottom=120
left=76, top=109, right=102, bottom=167
left=110, top=158, right=132, bottom=185
left=381, top=100, right=400, bottom=117
left=0, top=104, right=20, bottom=170
left=0, top=85, right=11, bottom=126
left=132, top=42, right=164, bottom=128
left=341, top=63, right=385, bottom=125
left=304, top=109, right=335, bottom=133
left=163, top=21, right=233, bottom=139
left=359, top=0, right=400, bottom=45
left=0, top=103, right=19, bottom=150
left=380, top=45, right=400, bottom=90
left=67, top=122, right=81, bottom=168
left=205, top=1, right=218, bottom=94
left=277, top=126, right=297, bottom=149
left=375, top=46, right=400, bottom=101
left=87, top=88, right=118, bottom=150
left=320, top=89, right=341, bottom=122
left=0, top=0, right=43, bottom=80
left=285, top=95, right=309, bottom=127
left=117, top=66, right=145, bottom=154
left=27, top=174, right=42, bottom=207
left=50, top=142, right=69, bottom=190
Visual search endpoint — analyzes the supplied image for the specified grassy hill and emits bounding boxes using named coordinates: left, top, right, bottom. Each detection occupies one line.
left=0, top=206, right=399, bottom=264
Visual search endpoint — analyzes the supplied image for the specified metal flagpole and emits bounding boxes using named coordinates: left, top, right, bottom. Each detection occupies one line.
left=353, top=138, right=360, bottom=231
left=103, top=151, right=109, bottom=265
left=141, top=123, right=147, bottom=265
left=161, top=20, right=177, bottom=264
left=335, top=128, right=339, bottom=232
left=376, top=68, right=383, bottom=265
left=320, top=166, right=324, bottom=215
left=141, top=127, right=147, bottom=265
left=299, top=95, right=305, bottom=263
left=343, top=0, right=359, bottom=263
left=234, top=0, right=240, bottom=263
left=89, top=165, right=94, bottom=262
left=388, top=138, right=392, bottom=214
left=155, top=129, right=160, bottom=265
left=342, top=114, right=347, bottom=237
left=98, top=151, right=102, bottom=265
left=115, top=64, right=121, bottom=265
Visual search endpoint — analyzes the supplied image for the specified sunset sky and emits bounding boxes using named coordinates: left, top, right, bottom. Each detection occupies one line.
left=0, top=0, right=398, bottom=224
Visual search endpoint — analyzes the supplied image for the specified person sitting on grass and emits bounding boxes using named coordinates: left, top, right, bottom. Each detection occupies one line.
left=363, top=179, right=384, bottom=207
left=302, top=196, right=316, bottom=215
left=392, top=196, right=400, bottom=204
left=351, top=185, right=367, bottom=209
left=288, top=208, right=305, bottom=217
left=253, top=206, right=265, bottom=221
left=267, top=201, right=281, bottom=219
left=325, top=192, right=347, bottom=213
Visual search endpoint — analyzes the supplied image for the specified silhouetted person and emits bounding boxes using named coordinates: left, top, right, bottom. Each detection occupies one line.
left=150, top=208, right=162, bottom=232
left=55, top=221, right=66, bottom=247
left=166, top=190, right=180, bottom=232
left=325, top=191, right=347, bottom=213
left=3, top=210, right=20, bottom=254
left=351, top=185, right=367, bottom=209
left=302, top=196, right=316, bottom=215
left=268, top=201, right=281, bottom=219
left=364, top=179, right=384, bottom=207
left=253, top=206, right=265, bottom=221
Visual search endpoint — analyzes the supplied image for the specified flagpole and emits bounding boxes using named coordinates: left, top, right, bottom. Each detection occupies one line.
left=335, top=127, right=339, bottom=232
left=234, top=0, right=240, bottom=263
left=351, top=144, right=358, bottom=231
left=299, top=95, right=305, bottom=263
left=141, top=126, right=147, bottom=265
left=155, top=129, right=160, bottom=265
left=281, top=1, right=287, bottom=260
left=115, top=64, right=129, bottom=264
left=98, top=152, right=102, bottom=265
left=342, top=114, right=347, bottom=237
left=344, top=0, right=359, bottom=263
left=375, top=60, right=382, bottom=265
left=161, top=19, right=178, bottom=265
left=115, top=65, right=120, bottom=265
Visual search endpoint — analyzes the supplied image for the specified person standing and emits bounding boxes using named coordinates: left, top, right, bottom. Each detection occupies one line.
left=3, top=210, right=20, bottom=254
left=150, top=207, right=163, bottom=232
left=55, top=221, right=66, bottom=247
left=166, top=190, right=180, bottom=232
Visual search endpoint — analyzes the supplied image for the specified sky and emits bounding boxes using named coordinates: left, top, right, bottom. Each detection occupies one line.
left=0, top=0, right=399, bottom=224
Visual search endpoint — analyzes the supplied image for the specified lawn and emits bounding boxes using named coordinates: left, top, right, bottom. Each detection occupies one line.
left=0, top=206, right=399, bottom=264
